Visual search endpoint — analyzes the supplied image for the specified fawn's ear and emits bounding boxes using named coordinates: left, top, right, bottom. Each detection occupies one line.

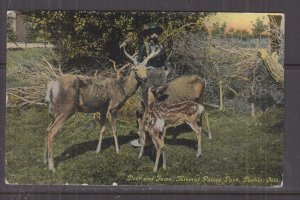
left=148, top=102, right=154, bottom=110
left=156, top=85, right=169, bottom=95
left=137, top=118, right=142, bottom=124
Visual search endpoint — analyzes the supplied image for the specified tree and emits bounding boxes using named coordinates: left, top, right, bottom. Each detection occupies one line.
left=251, top=17, right=267, bottom=42
left=211, top=22, right=227, bottom=37
left=23, top=11, right=212, bottom=65
left=228, top=28, right=251, bottom=41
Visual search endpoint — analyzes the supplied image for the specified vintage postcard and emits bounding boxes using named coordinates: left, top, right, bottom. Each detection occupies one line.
left=5, top=11, right=284, bottom=186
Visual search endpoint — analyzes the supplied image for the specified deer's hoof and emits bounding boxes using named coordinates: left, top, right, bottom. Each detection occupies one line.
left=163, top=165, right=167, bottom=170
left=48, top=161, right=56, bottom=172
left=138, top=151, right=144, bottom=159
left=49, top=167, right=56, bottom=173
left=96, top=146, right=101, bottom=154
left=196, top=153, right=202, bottom=158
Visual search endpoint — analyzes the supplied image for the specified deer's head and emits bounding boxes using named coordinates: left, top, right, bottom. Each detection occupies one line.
left=132, top=64, right=147, bottom=80
left=120, top=39, right=162, bottom=81
left=146, top=85, right=169, bottom=105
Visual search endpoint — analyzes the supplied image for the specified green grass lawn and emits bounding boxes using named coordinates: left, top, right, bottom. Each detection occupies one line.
left=5, top=106, right=283, bottom=186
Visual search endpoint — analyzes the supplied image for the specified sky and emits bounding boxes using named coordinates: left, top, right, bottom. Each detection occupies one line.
left=204, top=13, right=284, bottom=34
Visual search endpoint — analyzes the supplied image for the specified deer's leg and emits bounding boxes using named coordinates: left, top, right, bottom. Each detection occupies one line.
left=96, top=114, right=106, bottom=153
left=153, top=144, right=161, bottom=173
left=138, top=131, right=146, bottom=159
left=162, top=148, right=166, bottom=170
left=204, top=111, right=212, bottom=140
left=46, top=114, right=71, bottom=172
left=137, top=118, right=146, bottom=159
left=43, top=134, right=49, bottom=165
left=187, top=121, right=202, bottom=158
left=44, top=118, right=55, bottom=165
left=150, top=129, right=162, bottom=173
left=110, top=111, right=120, bottom=154
left=43, top=134, right=48, bottom=165
left=44, top=114, right=56, bottom=164
left=162, top=127, right=167, bottom=170
left=136, top=102, right=145, bottom=126
left=138, top=133, right=145, bottom=159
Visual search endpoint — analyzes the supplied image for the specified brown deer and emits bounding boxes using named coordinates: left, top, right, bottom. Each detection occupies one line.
left=44, top=41, right=161, bottom=172
left=137, top=86, right=205, bottom=172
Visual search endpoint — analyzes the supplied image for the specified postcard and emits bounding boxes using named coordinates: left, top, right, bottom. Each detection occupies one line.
left=5, top=11, right=284, bottom=186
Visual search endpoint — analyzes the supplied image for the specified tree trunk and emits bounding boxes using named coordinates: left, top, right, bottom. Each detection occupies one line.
left=218, top=80, right=224, bottom=110
left=251, top=85, right=255, bottom=118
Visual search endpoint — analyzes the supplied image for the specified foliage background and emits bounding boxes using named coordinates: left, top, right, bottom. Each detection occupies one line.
left=23, top=11, right=210, bottom=62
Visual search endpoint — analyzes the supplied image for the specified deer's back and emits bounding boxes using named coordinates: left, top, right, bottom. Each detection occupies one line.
left=159, top=75, right=206, bottom=104
left=79, top=76, right=126, bottom=112
left=54, top=74, right=124, bottom=113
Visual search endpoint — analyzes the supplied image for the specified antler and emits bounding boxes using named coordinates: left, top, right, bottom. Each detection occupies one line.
left=117, top=63, right=131, bottom=78
left=121, top=39, right=162, bottom=66
left=120, top=39, right=138, bottom=65
left=141, top=45, right=162, bottom=66
left=108, top=58, right=131, bottom=79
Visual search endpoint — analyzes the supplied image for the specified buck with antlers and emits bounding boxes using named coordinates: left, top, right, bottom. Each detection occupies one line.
left=137, top=86, right=205, bottom=172
left=44, top=40, right=161, bottom=172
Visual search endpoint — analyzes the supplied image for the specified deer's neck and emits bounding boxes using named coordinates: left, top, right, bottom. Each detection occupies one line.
left=120, top=71, right=141, bottom=98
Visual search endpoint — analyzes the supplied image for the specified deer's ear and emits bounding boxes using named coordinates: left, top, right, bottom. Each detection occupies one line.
left=149, top=86, right=155, bottom=92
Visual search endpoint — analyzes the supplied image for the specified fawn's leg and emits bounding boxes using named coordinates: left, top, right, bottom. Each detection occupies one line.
left=204, top=111, right=212, bottom=140
left=154, top=146, right=161, bottom=173
left=187, top=121, right=202, bottom=157
left=162, top=127, right=167, bottom=170
left=137, top=118, right=145, bottom=159
left=151, top=129, right=162, bottom=172
left=138, top=132, right=146, bottom=159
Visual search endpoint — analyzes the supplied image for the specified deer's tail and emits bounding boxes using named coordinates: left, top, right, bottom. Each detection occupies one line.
left=198, top=104, right=205, bottom=115
left=45, top=80, right=59, bottom=113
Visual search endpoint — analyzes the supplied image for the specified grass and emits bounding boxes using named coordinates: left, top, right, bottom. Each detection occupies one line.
left=5, top=106, right=283, bottom=186
left=5, top=48, right=283, bottom=186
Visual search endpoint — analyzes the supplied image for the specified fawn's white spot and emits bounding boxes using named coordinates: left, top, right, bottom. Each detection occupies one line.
left=155, top=118, right=165, bottom=132
left=198, top=104, right=204, bottom=114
